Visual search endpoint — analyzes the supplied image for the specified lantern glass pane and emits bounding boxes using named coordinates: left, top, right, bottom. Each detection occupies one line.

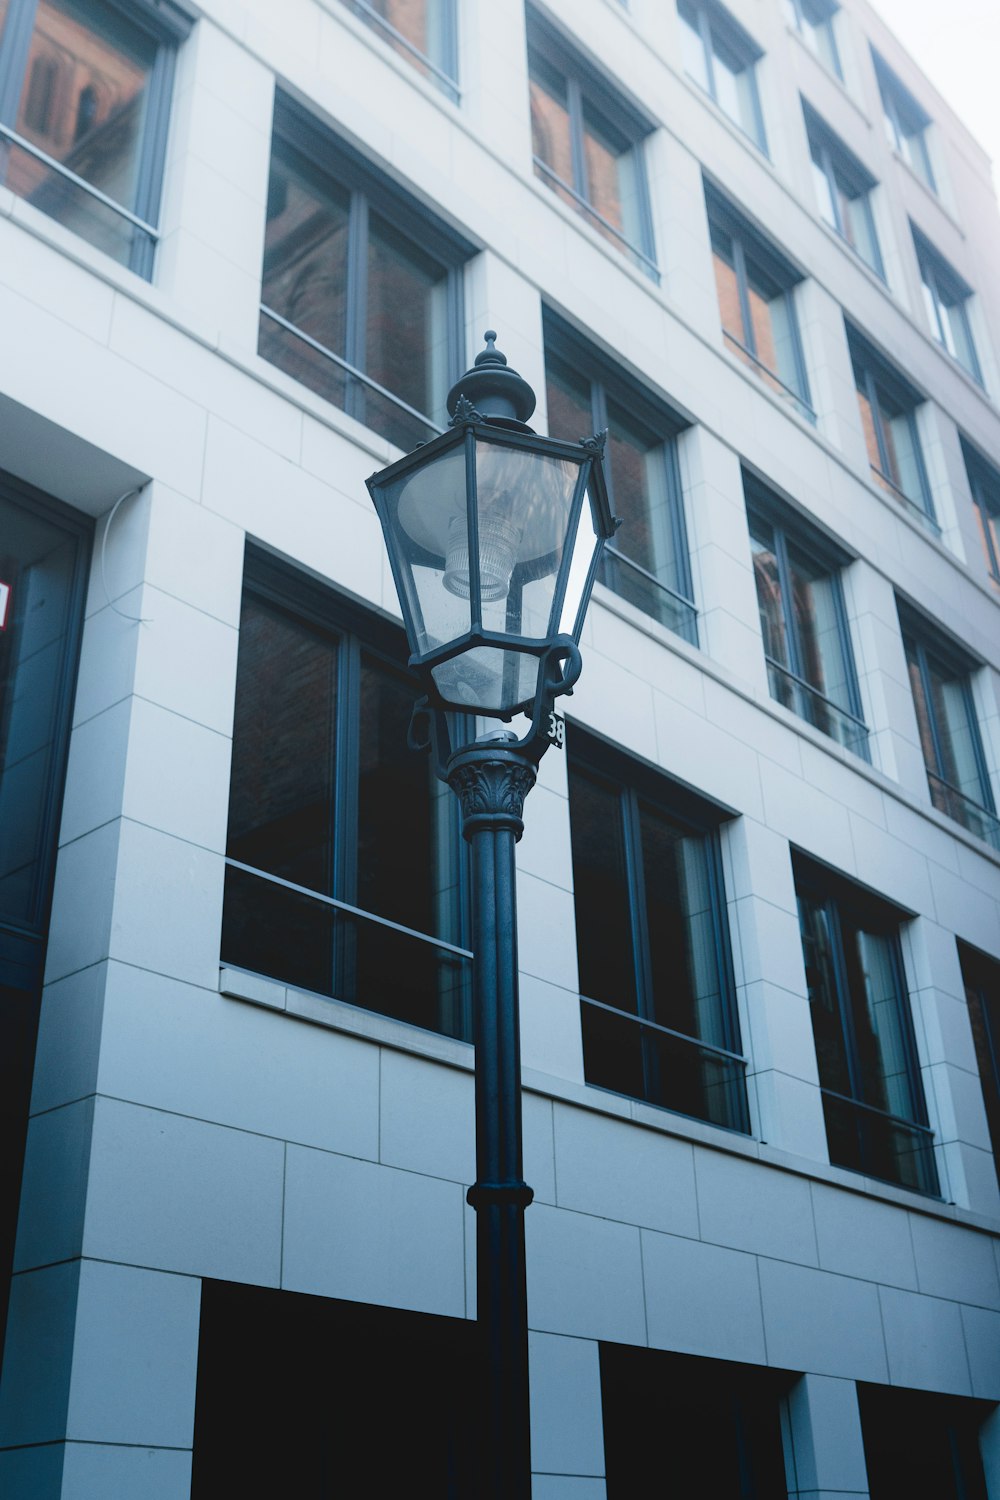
left=474, top=436, right=582, bottom=640
left=432, top=645, right=540, bottom=716
left=558, top=478, right=602, bottom=637
left=381, top=442, right=472, bottom=657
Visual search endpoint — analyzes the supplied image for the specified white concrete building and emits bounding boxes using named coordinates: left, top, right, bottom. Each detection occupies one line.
left=0, top=0, right=999, bottom=1494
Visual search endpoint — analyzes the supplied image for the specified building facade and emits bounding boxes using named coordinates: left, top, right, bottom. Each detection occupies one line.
left=0, top=0, right=999, bottom=1494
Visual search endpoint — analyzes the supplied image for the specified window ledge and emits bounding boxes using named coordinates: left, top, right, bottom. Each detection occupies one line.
left=218, top=966, right=1000, bottom=1233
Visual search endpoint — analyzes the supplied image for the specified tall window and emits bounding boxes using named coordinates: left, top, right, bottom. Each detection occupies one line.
left=913, top=228, right=982, bottom=384
left=900, top=606, right=999, bottom=849
left=873, top=50, right=936, bottom=194
left=805, top=103, right=883, bottom=278
left=0, top=0, right=186, bottom=275
left=568, top=733, right=748, bottom=1133
left=859, top=1385, right=991, bottom=1500
left=745, top=479, right=867, bottom=756
left=784, top=0, right=841, bottom=79
left=962, top=439, right=1000, bottom=587
left=527, top=8, right=656, bottom=277
left=708, top=185, right=813, bottom=420
left=959, top=944, right=1000, bottom=1190
left=336, top=0, right=458, bottom=101
left=544, top=315, right=695, bottom=642
left=678, top=0, right=767, bottom=152
left=848, top=327, right=934, bottom=525
left=222, top=552, right=471, bottom=1041
left=259, top=95, right=468, bottom=453
left=601, top=1346, right=791, bottom=1498
left=794, top=857, right=939, bottom=1196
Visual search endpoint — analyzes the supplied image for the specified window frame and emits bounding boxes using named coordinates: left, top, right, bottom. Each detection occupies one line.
left=804, top=101, right=884, bottom=280
left=784, top=0, right=842, bottom=80
left=526, top=7, right=658, bottom=279
left=259, top=92, right=470, bottom=450
left=744, top=477, right=868, bottom=757
left=958, top=943, right=1000, bottom=1191
left=873, top=50, right=936, bottom=193
left=794, top=854, right=939, bottom=1196
left=568, top=727, right=750, bottom=1135
left=898, top=604, right=998, bottom=848
left=962, top=439, right=1000, bottom=585
left=678, top=0, right=768, bottom=153
left=543, top=310, right=696, bottom=644
left=222, top=546, right=474, bottom=1041
left=912, top=226, right=982, bottom=385
left=847, top=326, right=935, bottom=525
left=0, top=0, right=188, bottom=279
left=336, top=0, right=459, bottom=102
left=707, top=184, right=814, bottom=421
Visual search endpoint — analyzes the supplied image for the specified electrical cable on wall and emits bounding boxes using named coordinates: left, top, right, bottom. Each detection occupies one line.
left=100, top=483, right=150, bottom=623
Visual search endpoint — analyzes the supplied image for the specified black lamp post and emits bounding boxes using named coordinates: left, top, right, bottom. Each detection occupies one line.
left=367, top=332, right=615, bottom=1499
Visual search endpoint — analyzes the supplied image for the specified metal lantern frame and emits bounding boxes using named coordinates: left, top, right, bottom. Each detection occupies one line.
left=366, top=401, right=616, bottom=738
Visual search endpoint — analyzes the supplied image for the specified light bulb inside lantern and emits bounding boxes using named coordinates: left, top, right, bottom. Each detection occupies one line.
left=442, top=505, right=523, bottom=602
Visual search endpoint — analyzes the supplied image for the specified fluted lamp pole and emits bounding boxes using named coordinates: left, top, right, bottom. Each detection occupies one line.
left=366, top=332, right=616, bottom=1499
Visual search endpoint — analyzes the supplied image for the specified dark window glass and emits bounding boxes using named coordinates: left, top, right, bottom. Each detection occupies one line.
left=848, top=328, right=934, bottom=525
left=784, top=0, right=841, bottom=77
left=192, top=1283, right=479, bottom=1497
left=544, top=319, right=695, bottom=642
left=962, top=441, right=1000, bottom=587
left=959, top=945, right=1000, bottom=1188
left=222, top=557, right=471, bottom=1041
left=746, top=487, right=867, bottom=755
left=708, top=187, right=812, bottom=420
left=795, top=858, right=938, bottom=1195
left=913, top=228, right=981, bottom=383
left=873, top=50, right=936, bottom=193
left=569, top=735, right=748, bottom=1132
left=859, top=1385, right=990, bottom=1500
left=337, top=0, right=458, bottom=100
left=805, top=104, right=883, bottom=277
left=901, top=613, right=998, bottom=849
left=678, top=0, right=766, bottom=150
left=527, top=8, right=656, bottom=276
left=259, top=97, right=465, bottom=452
left=0, top=0, right=184, bottom=275
left=601, top=1344, right=791, bottom=1498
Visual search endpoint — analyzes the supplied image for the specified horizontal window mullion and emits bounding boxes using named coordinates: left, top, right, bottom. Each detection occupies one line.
left=602, top=544, right=696, bottom=611
left=531, top=157, right=659, bottom=275
left=580, top=993, right=748, bottom=1066
left=764, top=656, right=867, bottom=733
left=343, top=0, right=460, bottom=97
left=225, top=857, right=473, bottom=959
left=820, top=1085, right=934, bottom=1137
left=260, top=304, right=444, bottom=436
left=0, top=121, right=160, bottom=238
left=723, top=331, right=815, bottom=416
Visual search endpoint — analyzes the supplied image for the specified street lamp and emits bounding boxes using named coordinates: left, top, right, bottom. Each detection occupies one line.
left=367, top=332, right=616, bottom=1499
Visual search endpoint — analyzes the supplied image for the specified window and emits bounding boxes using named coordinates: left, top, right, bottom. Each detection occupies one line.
left=192, top=1283, right=478, bottom=1496
left=601, top=1346, right=791, bottom=1498
left=804, top=102, right=883, bottom=278
left=784, top=0, right=841, bottom=78
left=0, top=0, right=186, bottom=276
left=962, top=440, right=1000, bottom=586
left=959, top=945, right=1000, bottom=1189
left=745, top=478, right=867, bottom=756
left=221, top=551, right=472, bottom=1041
left=568, top=731, right=748, bottom=1133
left=708, top=185, right=813, bottom=420
left=794, top=856, right=938, bottom=1195
left=544, top=314, right=695, bottom=643
left=873, top=50, right=936, bottom=193
left=527, top=9, right=656, bottom=277
left=335, top=0, right=457, bottom=101
left=859, top=1385, right=991, bottom=1500
left=913, top=228, right=982, bottom=383
left=900, top=606, right=999, bottom=849
left=678, top=0, right=767, bottom=152
left=259, top=94, right=469, bottom=453
left=848, top=327, right=934, bottom=525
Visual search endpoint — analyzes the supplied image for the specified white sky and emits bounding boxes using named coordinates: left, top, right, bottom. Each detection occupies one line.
left=865, top=0, right=1000, bottom=185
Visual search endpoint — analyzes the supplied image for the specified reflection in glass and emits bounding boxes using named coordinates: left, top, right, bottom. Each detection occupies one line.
left=339, top=0, right=457, bottom=98
left=2, top=0, right=158, bottom=266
